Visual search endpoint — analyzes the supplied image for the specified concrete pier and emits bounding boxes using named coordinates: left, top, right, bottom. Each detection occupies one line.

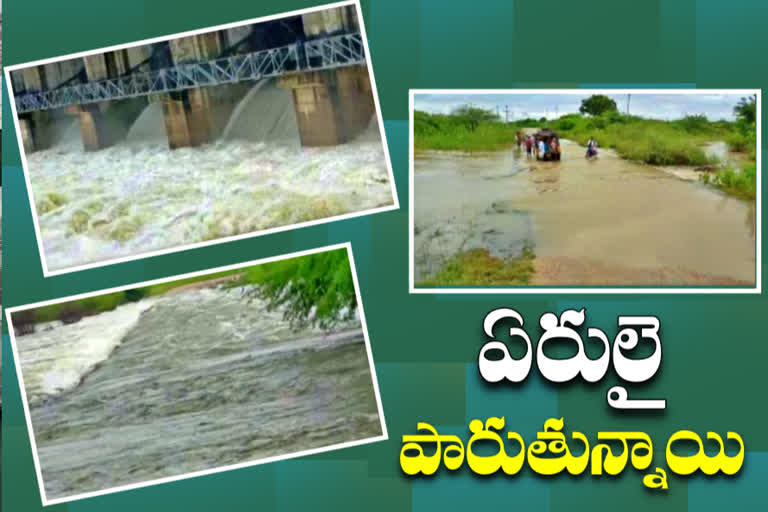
left=278, top=65, right=373, bottom=146
left=18, top=112, right=55, bottom=153
left=19, top=118, right=36, bottom=154
left=276, top=6, right=372, bottom=146
left=163, top=96, right=193, bottom=149
left=79, top=105, right=110, bottom=152
left=161, top=34, right=221, bottom=148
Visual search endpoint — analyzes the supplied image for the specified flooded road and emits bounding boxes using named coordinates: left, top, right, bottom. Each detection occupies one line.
left=414, top=140, right=755, bottom=285
left=28, top=81, right=393, bottom=271
left=16, top=287, right=382, bottom=500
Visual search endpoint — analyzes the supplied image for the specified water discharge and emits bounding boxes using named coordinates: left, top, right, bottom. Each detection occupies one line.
left=28, top=81, right=393, bottom=271
left=16, top=286, right=381, bottom=500
left=414, top=140, right=755, bottom=285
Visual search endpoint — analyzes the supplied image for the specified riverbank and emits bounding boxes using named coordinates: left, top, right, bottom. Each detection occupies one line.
left=12, top=269, right=244, bottom=333
left=14, top=247, right=358, bottom=333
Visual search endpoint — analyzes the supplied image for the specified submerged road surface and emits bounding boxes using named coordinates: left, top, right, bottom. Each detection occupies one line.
left=17, top=287, right=382, bottom=500
left=414, top=140, right=755, bottom=286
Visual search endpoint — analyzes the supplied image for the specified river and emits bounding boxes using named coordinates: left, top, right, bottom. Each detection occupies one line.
left=28, top=80, right=393, bottom=271
left=414, top=140, right=755, bottom=285
left=15, top=286, right=382, bottom=500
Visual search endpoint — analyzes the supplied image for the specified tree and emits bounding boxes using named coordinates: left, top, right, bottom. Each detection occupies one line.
left=734, top=95, right=756, bottom=124
left=579, top=95, right=618, bottom=116
left=243, top=249, right=357, bottom=329
left=451, top=105, right=497, bottom=131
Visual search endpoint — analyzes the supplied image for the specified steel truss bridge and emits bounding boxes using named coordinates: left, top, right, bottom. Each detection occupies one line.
left=15, top=32, right=366, bottom=114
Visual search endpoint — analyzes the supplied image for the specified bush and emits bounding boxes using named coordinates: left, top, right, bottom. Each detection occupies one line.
left=708, top=164, right=756, bottom=199
left=242, top=249, right=357, bottom=329
left=677, top=114, right=710, bottom=134
left=414, top=110, right=520, bottom=151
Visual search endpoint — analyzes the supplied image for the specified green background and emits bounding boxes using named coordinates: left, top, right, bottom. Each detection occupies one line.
left=2, top=0, right=766, bottom=510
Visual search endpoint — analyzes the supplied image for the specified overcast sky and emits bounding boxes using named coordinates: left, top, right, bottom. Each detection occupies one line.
left=414, top=93, right=748, bottom=121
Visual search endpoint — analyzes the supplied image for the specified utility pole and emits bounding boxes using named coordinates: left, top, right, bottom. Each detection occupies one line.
left=627, top=94, right=631, bottom=115
left=505, top=105, right=510, bottom=123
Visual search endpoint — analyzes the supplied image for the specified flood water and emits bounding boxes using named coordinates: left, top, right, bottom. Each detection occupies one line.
left=414, top=140, right=755, bottom=285
left=28, top=81, right=393, bottom=271
left=16, top=286, right=382, bottom=500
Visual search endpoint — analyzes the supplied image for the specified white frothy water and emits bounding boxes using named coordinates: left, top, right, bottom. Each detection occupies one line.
left=18, top=286, right=380, bottom=499
left=28, top=83, right=393, bottom=271
left=16, top=299, right=156, bottom=402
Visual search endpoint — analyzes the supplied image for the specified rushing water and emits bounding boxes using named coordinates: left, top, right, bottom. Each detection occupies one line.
left=15, top=287, right=382, bottom=500
left=414, top=140, right=756, bottom=285
left=28, top=81, right=393, bottom=271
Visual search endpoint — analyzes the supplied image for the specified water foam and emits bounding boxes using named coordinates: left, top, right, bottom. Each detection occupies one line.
left=28, top=82, right=391, bottom=271
left=19, top=300, right=155, bottom=403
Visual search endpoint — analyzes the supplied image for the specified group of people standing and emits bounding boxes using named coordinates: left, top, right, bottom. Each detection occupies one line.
left=524, top=134, right=560, bottom=160
left=516, top=131, right=597, bottom=161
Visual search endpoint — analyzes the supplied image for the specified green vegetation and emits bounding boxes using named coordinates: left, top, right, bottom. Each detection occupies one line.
left=414, top=108, right=523, bottom=151
left=699, top=164, right=756, bottom=200
left=241, top=248, right=356, bottom=329
left=417, top=248, right=536, bottom=287
left=14, top=250, right=357, bottom=332
left=579, top=94, right=618, bottom=116
left=730, top=95, right=757, bottom=160
left=551, top=111, right=726, bottom=166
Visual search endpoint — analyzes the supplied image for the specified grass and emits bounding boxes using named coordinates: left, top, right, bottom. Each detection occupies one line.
left=414, top=110, right=526, bottom=152
left=417, top=248, right=536, bottom=287
left=415, top=123, right=520, bottom=152
left=699, top=164, right=756, bottom=200
left=552, top=113, right=725, bottom=166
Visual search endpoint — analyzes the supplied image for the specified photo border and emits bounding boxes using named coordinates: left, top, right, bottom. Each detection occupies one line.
left=5, top=242, right=388, bottom=506
left=409, top=88, right=762, bottom=294
left=4, top=0, right=399, bottom=277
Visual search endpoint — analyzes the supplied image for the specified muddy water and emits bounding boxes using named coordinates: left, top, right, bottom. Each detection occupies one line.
left=17, top=287, right=381, bottom=500
left=28, top=81, right=393, bottom=271
left=414, top=140, right=755, bottom=285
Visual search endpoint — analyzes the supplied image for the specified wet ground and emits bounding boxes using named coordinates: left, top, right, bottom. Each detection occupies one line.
left=414, top=140, right=755, bottom=286
left=16, top=287, right=382, bottom=500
